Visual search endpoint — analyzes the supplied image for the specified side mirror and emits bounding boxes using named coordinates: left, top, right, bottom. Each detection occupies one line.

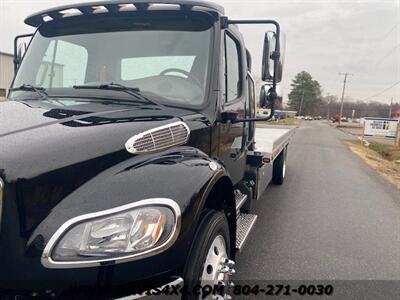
left=261, top=31, right=285, bottom=83
left=259, top=85, right=268, bottom=108
left=14, top=34, right=33, bottom=73
left=17, top=43, right=27, bottom=63
left=259, top=85, right=276, bottom=108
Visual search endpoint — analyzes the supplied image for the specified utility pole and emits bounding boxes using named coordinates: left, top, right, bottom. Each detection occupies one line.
left=388, top=97, right=393, bottom=118
left=298, top=80, right=306, bottom=117
left=338, top=72, right=353, bottom=125
left=299, top=87, right=305, bottom=116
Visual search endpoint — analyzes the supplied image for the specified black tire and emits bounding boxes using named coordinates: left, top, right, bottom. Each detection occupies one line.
left=272, top=148, right=287, bottom=185
left=183, top=210, right=231, bottom=300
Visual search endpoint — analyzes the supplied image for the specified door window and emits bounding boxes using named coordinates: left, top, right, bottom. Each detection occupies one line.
left=225, top=34, right=242, bottom=101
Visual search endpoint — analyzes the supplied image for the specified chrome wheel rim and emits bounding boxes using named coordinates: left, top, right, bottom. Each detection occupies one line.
left=200, top=235, right=229, bottom=298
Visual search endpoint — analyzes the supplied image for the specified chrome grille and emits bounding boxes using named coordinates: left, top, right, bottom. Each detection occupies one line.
left=125, top=121, right=190, bottom=154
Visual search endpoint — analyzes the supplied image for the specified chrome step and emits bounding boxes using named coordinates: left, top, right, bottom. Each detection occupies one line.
left=236, top=213, right=258, bottom=251
left=235, top=190, right=247, bottom=215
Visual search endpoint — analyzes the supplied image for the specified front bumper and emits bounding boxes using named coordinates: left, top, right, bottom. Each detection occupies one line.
left=0, top=277, right=184, bottom=299
left=115, top=277, right=184, bottom=300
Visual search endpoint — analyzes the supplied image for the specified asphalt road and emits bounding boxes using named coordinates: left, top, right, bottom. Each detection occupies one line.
left=234, top=121, right=400, bottom=296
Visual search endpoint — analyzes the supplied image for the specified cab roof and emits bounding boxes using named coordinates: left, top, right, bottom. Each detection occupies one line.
left=25, top=0, right=225, bottom=27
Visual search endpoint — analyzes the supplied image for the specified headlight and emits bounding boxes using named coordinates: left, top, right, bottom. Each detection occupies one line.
left=41, top=199, right=180, bottom=269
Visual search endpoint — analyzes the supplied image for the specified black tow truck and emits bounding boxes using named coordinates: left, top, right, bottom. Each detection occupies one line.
left=0, top=0, right=295, bottom=298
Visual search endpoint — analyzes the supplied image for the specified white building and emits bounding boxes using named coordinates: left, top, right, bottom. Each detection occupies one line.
left=0, top=51, right=14, bottom=100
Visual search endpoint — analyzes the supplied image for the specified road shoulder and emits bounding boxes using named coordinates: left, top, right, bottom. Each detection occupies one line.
left=344, top=140, right=400, bottom=189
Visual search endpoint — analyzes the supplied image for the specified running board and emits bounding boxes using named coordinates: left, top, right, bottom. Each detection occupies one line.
left=235, top=190, right=247, bottom=215
left=236, top=213, right=258, bottom=251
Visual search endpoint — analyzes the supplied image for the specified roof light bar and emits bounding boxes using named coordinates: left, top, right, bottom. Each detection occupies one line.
left=25, top=0, right=224, bottom=27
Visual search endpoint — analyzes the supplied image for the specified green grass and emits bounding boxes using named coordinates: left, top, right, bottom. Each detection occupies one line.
left=355, top=141, right=400, bottom=161
left=268, top=118, right=300, bottom=126
left=369, top=143, right=391, bottom=155
left=336, top=124, right=363, bottom=128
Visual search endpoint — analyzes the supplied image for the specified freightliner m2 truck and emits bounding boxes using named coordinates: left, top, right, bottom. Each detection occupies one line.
left=0, top=1, right=295, bottom=298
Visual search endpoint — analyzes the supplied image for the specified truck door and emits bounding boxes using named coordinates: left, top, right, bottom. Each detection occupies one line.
left=218, top=31, right=247, bottom=185
left=246, top=57, right=256, bottom=148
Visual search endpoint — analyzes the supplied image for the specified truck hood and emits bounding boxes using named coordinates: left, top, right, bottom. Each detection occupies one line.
left=1, top=98, right=208, bottom=235
left=0, top=99, right=193, bottom=182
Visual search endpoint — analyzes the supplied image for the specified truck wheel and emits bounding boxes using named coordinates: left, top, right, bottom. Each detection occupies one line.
left=183, top=210, right=233, bottom=300
left=272, top=148, right=287, bottom=185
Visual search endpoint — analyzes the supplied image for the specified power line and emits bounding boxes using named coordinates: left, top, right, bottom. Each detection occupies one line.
left=356, top=22, right=400, bottom=72
left=381, top=23, right=400, bottom=42
left=371, top=42, right=400, bottom=69
left=355, top=23, right=400, bottom=75
left=362, top=80, right=400, bottom=101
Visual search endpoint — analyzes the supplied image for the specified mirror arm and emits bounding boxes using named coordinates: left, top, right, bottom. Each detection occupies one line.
left=14, top=33, right=34, bottom=74
left=234, top=91, right=276, bottom=123
left=227, top=19, right=280, bottom=122
left=227, top=19, right=281, bottom=89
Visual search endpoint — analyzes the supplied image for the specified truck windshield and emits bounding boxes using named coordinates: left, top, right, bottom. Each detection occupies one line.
left=12, top=17, right=213, bottom=107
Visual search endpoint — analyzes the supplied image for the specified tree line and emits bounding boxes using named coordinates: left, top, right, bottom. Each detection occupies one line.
left=287, top=71, right=399, bottom=118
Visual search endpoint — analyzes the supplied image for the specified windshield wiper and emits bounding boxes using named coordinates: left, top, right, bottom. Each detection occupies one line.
left=10, top=84, right=48, bottom=100
left=73, top=82, right=164, bottom=108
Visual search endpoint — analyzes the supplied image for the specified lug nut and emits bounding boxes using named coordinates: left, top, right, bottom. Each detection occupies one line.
left=219, top=266, right=236, bottom=275
left=225, top=259, right=235, bottom=267
left=219, top=266, right=230, bottom=273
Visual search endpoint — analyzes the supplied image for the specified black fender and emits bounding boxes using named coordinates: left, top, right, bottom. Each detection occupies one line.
left=26, top=146, right=236, bottom=284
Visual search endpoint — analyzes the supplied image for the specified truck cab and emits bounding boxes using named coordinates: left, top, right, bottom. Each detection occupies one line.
left=0, top=1, right=292, bottom=298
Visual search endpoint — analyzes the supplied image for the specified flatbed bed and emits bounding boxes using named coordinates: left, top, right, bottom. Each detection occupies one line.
left=253, top=125, right=296, bottom=161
